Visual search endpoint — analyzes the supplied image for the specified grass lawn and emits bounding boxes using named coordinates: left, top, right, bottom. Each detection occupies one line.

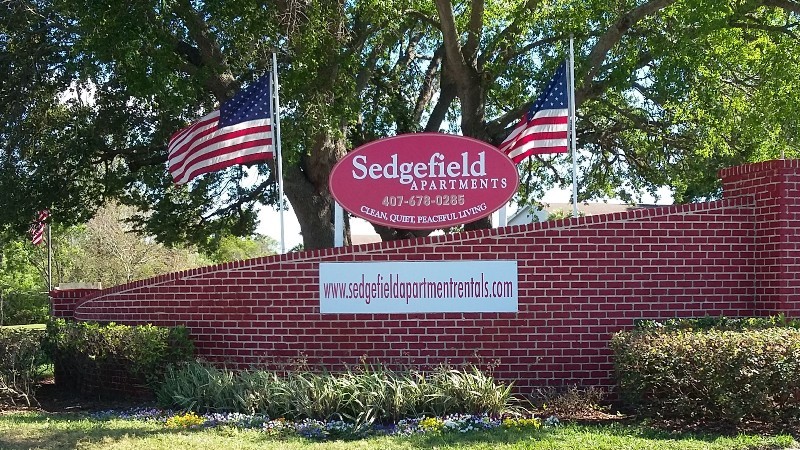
left=0, top=411, right=795, bottom=450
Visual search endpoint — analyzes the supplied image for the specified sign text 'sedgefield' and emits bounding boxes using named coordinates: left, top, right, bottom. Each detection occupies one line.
left=329, top=133, right=518, bottom=229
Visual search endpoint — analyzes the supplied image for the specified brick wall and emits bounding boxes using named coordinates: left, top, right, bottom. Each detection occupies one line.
left=720, top=159, right=800, bottom=315
left=58, top=159, right=800, bottom=393
left=50, top=288, right=100, bottom=319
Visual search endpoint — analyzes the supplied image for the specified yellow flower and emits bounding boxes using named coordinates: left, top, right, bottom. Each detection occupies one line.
left=166, top=412, right=205, bottom=429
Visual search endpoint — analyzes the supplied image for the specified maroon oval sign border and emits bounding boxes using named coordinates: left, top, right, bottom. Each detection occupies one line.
left=329, top=133, right=519, bottom=230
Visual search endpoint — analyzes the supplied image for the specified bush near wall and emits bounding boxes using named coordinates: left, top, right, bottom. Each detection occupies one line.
left=156, top=361, right=521, bottom=425
left=0, top=327, right=48, bottom=406
left=0, top=291, right=49, bottom=326
left=634, top=315, right=800, bottom=331
left=611, top=317, right=800, bottom=427
left=44, top=319, right=194, bottom=399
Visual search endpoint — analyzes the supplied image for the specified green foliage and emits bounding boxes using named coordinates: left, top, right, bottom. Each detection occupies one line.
left=0, top=328, right=49, bottom=406
left=156, top=361, right=522, bottom=424
left=45, top=319, right=194, bottom=392
left=501, top=416, right=543, bottom=431
left=0, top=240, right=47, bottom=326
left=2, top=202, right=213, bottom=299
left=0, top=291, right=49, bottom=326
left=6, top=0, right=800, bottom=251
left=634, top=314, right=800, bottom=331
left=66, top=202, right=212, bottom=285
left=611, top=326, right=800, bottom=426
left=208, top=234, right=278, bottom=263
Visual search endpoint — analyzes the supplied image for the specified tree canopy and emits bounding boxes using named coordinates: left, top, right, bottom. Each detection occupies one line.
left=3, top=0, right=800, bottom=250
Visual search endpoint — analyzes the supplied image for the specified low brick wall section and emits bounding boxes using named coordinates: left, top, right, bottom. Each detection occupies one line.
left=50, top=288, right=100, bottom=319
left=54, top=159, right=800, bottom=393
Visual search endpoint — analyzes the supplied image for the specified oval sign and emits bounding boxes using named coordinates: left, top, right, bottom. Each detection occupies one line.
left=329, top=133, right=519, bottom=230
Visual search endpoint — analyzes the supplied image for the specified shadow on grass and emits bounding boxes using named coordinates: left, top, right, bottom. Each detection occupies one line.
left=0, top=412, right=173, bottom=450
left=401, top=423, right=793, bottom=450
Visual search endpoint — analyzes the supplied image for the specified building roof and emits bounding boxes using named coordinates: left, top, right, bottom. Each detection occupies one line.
left=508, top=202, right=660, bottom=225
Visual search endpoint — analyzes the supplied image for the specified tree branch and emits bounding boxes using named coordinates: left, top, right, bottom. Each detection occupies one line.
left=200, top=177, right=272, bottom=223
left=479, top=0, right=543, bottom=68
left=171, top=0, right=236, bottom=100
left=414, top=45, right=444, bottom=125
left=728, top=19, right=799, bottom=37
left=433, top=0, right=470, bottom=84
left=581, top=0, right=677, bottom=102
left=762, top=0, right=800, bottom=15
left=404, top=9, right=442, bottom=30
left=424, top=70, right=457, bottom=132
left=463, top=0, right=484, bottom=61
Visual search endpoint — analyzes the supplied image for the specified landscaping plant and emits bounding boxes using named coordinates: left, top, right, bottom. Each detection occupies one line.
left=156, top=361, right=523, bottom=425
left=44, top=319, right=194, bottom=396
left=612, top=317, right=800, bottom=427
left=0, top=327, right=49, bottom=406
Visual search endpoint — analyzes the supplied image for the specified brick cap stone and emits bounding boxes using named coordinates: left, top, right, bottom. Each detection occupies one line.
left=56, top=282, right=102, bottom=290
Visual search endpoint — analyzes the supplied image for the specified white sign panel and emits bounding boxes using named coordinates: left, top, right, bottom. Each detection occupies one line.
left=319, top=261, right=518, bottom=313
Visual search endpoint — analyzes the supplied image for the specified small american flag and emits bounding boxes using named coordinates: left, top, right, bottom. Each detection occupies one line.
left=499, top=62, right=569, bottom=163
left=168, top=75, right=274, bottom=185
left=30, top=210, right=49, bottom=245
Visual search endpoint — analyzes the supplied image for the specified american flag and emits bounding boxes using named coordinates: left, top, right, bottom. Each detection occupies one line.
left=499, top=62, right=569, bottom=163
left=30, top=210, right=49, bottom=245
left=168, top=75, right=274, bottom=185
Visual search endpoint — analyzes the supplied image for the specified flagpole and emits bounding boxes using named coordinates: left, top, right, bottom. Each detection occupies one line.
left=272, top=52, right=286, bottom=253
left=46, top=221, right=52, bottom=292
left=569, top=35, right=578, bottom=218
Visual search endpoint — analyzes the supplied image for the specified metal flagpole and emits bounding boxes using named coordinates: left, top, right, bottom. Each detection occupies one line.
left=46, top=220, right=52, bottom=292
left=569, top=35, right=578, bottom=218
left=272, top=53, right=286, bottom=253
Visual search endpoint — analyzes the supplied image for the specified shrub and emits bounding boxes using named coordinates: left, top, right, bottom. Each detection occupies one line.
left=156, top=361, right=523, bottom=423
left=45, top=319, right=194, bottom=397
left=533, top=385, right=607, bottom=417
left=0, top=327, right=49, bottom=406
left=634, top=314, right=800, bottom=331
left=0, top=291, right=49, bottom=326
left=611, top=325, right=800, bottom=426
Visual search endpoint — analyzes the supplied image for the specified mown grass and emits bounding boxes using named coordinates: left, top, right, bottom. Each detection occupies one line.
left=0, top=411, right=794, bottom=450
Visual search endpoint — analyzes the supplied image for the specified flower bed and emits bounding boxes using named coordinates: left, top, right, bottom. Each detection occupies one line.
left=89, top=407, right=559, bottom=441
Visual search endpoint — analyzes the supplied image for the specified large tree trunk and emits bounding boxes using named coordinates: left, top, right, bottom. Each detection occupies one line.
left=434, top=0, right=494, bottom=231
left=283, top=130, right=350, bottom=250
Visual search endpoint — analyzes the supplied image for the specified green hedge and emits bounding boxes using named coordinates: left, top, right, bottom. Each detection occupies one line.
left=45, top=319, right=194, bottom=396
left=611, top=323, right=800, bottom=426
left=0, top=327, right=49, bottom=406
left=634, top=314, right=800, bottom=331
left=0, top=291, right=49, bottom=326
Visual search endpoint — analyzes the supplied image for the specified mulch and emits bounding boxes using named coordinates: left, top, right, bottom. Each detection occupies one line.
left=1, top=378, right=157, bottom=415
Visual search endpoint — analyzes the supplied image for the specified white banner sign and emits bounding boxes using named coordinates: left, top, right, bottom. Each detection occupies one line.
left=319, top=261, right=518, bottom=313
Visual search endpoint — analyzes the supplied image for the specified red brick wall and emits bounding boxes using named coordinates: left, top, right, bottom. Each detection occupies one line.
left=720, top=159, right=800, bottom=316
left=58, top=159, right=800, bottom=392
left=50, top=288, right=100, bottom=319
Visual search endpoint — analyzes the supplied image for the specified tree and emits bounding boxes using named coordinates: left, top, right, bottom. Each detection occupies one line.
left=208, top=234, right=278, bottom=263
left=0, top=200, right=277, bottom=324
left=0, top=241, right=47, bottom=325
left=69, top=202, right=211, bottom=286
left=3, top=0, right=800, bottom=250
